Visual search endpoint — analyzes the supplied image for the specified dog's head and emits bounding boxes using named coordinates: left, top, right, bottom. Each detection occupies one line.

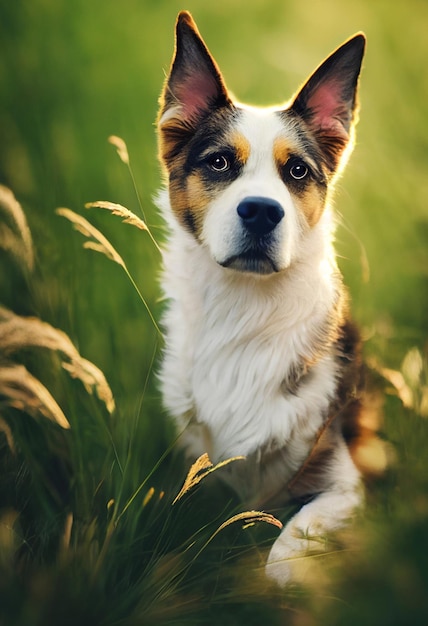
left=158, top=11, right=365, bottom=275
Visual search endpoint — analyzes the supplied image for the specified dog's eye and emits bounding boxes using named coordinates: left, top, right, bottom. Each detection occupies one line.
left=208, top=154, right=230, bottom=172
left=288, top=160, right=309, bottom=180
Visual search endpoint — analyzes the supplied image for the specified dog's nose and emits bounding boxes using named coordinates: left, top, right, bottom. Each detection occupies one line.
left=237, top=196, right=284, bottom=236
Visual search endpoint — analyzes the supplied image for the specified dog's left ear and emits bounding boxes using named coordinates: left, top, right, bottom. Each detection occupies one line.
left=290, top=34, right=366, bottom=171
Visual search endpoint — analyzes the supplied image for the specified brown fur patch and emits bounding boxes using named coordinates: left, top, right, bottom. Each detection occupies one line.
left=294, top=183, right=327, bottom=228
left=168, top=172, right=210, bottom=237
left=273, top=137, right=292, bottom=167
left=228, top=131, right=251, bottom=165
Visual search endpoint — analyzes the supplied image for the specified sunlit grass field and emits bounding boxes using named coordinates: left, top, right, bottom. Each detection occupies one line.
left=0, top=1, right=427, bottom=624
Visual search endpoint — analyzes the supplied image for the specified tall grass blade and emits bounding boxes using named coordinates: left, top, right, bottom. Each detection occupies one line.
left=215, top=510, right=283, bottom=533
left=62, top=359, right=115, bottom=414
left=56, top=207, right=125, bottom=268
left=0, top=306, right=115, bottom=414
left=56, top=208, right=162, bottom=337
left=0, top=363, right=70, bottom=429
left=188, top=510, right=283, bottom=571
left=108, top=135, right=129, bottom=165
left=173, top=453, right=245, bottom=504
left=107, top=135, right=147, bottom=222
left=0, top=185, right=34, bottom=271
left=85, top=200, right=162, bottom=255
left=59, top=513, right=74, bottom=562
left=85, top=201, right=148, bottom=231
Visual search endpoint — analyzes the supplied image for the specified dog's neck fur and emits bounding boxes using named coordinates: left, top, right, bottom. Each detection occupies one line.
left=159, top=188, right=343, bottom=473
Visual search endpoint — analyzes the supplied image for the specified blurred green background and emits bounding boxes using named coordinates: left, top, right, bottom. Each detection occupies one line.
left=1, top=0, right=428, bottom=624
left=1, top=0, right=427, bottom=387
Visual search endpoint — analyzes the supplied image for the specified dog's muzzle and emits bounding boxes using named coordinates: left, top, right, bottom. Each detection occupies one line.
left=220, top=196, right=285, bottom=275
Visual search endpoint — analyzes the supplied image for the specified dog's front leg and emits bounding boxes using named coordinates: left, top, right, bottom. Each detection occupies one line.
left=265, top=441, right=363, bottom=586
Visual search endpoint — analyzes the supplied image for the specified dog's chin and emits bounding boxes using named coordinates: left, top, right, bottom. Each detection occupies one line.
left=219, top=250, right=279, bottom=275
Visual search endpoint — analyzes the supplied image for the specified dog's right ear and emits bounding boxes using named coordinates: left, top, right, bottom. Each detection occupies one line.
left=289, top=34, right=366, bottom=173
left=159, top=12, right=231, bottom=130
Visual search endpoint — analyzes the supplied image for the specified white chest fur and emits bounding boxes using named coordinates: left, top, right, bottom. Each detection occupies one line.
left=159, top=198, right=341, bottom=484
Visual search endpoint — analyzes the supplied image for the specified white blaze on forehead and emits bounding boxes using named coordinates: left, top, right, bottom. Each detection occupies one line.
left=235, top=106, right=294, bottom=167
left=228, top=106, right=303, bottom=205
left=237, top=107, right=286, bottom=162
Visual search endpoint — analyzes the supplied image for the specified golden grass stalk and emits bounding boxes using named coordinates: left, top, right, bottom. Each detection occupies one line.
left=62, top=359, right=115, bottom=414
left=370, top=348, right=428, bottom=417
left=190, top=509, right=283, bottom=568
left=0, top=363, right=70, bottom=429
left=85, top=200, right=162, bottom=255
left=56, top=208, right=125, bottom=268
left=172, top=453, right=245, bottom=505
left=0, top=224, right=30, bottom=268
left=107, top=135, right=150, bottom=226
left=85, top=201, right=148, bottom=231
left=107, top=134, right=162, bottom=253
left=215, top=510, right=283, bottom=533
left=59, top=512, right=74, bottom=560
left=0, top=185, right=34, bottom=271
left=142, top=486, right=155, bottom=508
left=108, top=135, right=129, bottom=165
left=378, top=365, right=413, bottom=409
left=56, top=208, right=162, bottom=337
left=0, top=306, right=115, bottom=414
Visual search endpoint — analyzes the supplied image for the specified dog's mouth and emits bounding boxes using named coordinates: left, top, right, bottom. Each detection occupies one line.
left=220, top=249, right=279, bottom=275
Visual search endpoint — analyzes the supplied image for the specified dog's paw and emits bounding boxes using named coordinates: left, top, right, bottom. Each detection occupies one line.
left=265, top=551, right=294, bottom=587
left=265, top=524, right=328, bottom=587
left=265, top=531, right=306, bottom=586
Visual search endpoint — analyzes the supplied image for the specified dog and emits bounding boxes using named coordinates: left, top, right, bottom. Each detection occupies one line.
left=157, top=11, right=381, bottom=586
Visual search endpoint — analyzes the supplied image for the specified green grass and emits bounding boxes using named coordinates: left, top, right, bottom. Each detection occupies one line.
left=0, top=0, right=428, bottom=624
